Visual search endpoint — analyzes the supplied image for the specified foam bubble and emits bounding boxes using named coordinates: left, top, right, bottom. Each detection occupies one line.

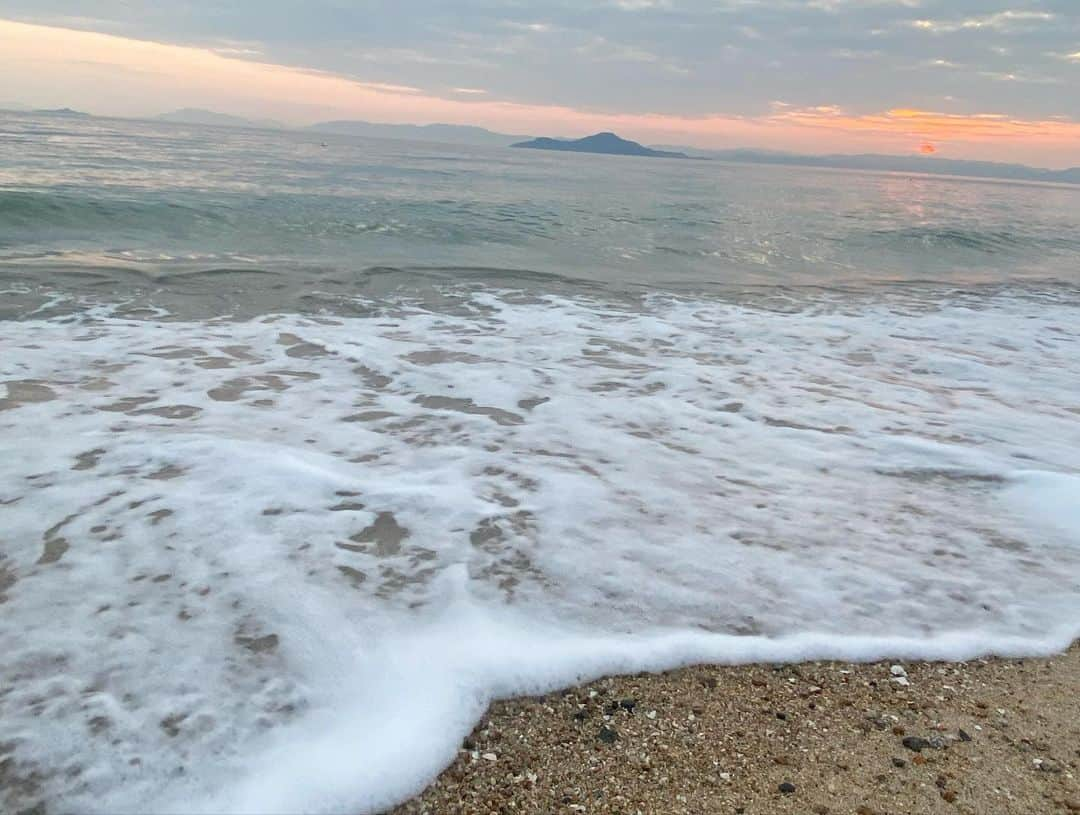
left=1, top=288, right=1078, bottom=813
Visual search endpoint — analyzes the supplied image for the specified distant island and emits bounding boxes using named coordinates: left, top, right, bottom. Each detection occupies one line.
left=154, top=108, right=283, bottom=129
left=32, top=107, right=90, bottom=117
left=512, top=132, right=689, bottom=159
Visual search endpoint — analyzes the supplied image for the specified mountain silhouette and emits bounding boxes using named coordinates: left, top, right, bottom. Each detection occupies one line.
left=512, top=132, right=688, bottom=158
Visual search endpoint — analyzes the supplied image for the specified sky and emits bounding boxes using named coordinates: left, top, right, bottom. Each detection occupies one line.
left=1, top=1, right=1079, bottom=165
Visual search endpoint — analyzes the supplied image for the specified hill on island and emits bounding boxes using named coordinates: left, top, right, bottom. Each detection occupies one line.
left=512, top=132, right=689, bottom=159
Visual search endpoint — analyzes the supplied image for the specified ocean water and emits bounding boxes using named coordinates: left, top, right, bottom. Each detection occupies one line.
left=2, top=112, right=1080, bottom=814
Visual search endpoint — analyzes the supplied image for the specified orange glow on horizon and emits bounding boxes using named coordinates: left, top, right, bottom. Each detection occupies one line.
left=2, top=19, right=1079, bottom=167
left=919, top=142, right=937, bottom=154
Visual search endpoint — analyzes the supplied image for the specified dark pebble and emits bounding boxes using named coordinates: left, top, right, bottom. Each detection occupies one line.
left=779, top=782, right=796, bottom=794
left=892, top=757, right=907, bottom=768
left=597, top=726, right=618, bottom=744
left=619, top=698, right=637, bottom=713
left=902, top=736, right=931, bottom=752
left=958, top=729, right=972, bottom=742
left=776, top=712, right=788, bottom=720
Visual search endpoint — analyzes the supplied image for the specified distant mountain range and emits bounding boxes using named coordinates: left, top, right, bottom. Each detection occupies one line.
left=0, top=106, right=90, bottom=117
left=658, top=146, right=1080, bottom=186
left=512, top=132, right=689, bottom=159
left=150, top=112, right=530, bottom=147
left=39, top=107, right=90, bottom=117
left=154, top=108, right=283, bottom=129
left=307, top=120, right=530, bottom=146
left=6, top=107, right=1076, bottom=185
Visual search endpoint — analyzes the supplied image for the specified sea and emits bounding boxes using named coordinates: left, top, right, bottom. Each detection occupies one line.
left=2, top=112, right=1079, bottom=814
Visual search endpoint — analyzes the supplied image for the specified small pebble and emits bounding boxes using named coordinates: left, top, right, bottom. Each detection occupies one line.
left=778, top=781, right=796, bottom=794
left=902, top=736, right=930, bottom=752
left=597, top=726, right=618, bottom=744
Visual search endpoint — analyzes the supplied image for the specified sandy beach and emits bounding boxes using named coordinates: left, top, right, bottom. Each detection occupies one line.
left=393, top=644, right=1080, bottom=815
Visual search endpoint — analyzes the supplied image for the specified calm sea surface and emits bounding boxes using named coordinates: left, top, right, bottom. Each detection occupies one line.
left=2, top=112, right=1080, bottom=318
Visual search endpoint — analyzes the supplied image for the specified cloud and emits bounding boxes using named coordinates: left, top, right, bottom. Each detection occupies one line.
left=499, top=21, right=555, bottom=34
left=808, top=0, right=922, bottom=11
left=4, top=19, right=1080, bottom=166
left=977, top=69, right=1059, bottom=84
left=1, top=1, right=1078, bottom=141
left=354, top=81, right=423, bottom=94
left=210, top=39, right=264, bottom=58
left=609, top=0, right=673, bottom=11
left=577, top=36, right=660, bottom=63
left=772, top=104, right=1080, bottom=146
left=910, top=10, right=1055, bottom=34
left=213, top=47, right=262, bottom=57
left=830, top=48, right=885, bottom=60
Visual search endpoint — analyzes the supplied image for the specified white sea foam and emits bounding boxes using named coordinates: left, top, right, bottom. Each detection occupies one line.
left=1, top=288, right=1079, bottom=813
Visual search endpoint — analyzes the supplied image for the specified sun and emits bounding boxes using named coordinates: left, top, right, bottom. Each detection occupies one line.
left=919, top=142, right=937, bottom=155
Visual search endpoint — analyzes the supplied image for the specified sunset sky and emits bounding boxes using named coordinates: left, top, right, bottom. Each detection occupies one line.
left=1, top=1, right=1079, bottom=165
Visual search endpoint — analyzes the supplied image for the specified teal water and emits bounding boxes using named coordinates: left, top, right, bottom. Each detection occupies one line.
left=2, top=111, right=1080, bottom=319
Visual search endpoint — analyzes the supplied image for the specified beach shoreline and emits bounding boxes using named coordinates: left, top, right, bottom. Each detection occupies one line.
left=392, top=644, right=1080, bottom=814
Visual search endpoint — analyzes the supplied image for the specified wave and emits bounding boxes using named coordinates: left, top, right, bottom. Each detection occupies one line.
left=0, top=189, right=225, bottom=230
left=853, top=224, right=1080, bottom=254
left=1, top=288, right=1078, bottom=812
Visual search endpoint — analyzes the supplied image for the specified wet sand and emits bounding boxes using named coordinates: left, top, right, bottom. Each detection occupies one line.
left=392, top=644, right=1080, bottom=815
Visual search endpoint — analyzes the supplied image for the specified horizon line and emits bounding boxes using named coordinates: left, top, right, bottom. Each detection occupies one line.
left=6, top=105, right=1080, bottom=181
